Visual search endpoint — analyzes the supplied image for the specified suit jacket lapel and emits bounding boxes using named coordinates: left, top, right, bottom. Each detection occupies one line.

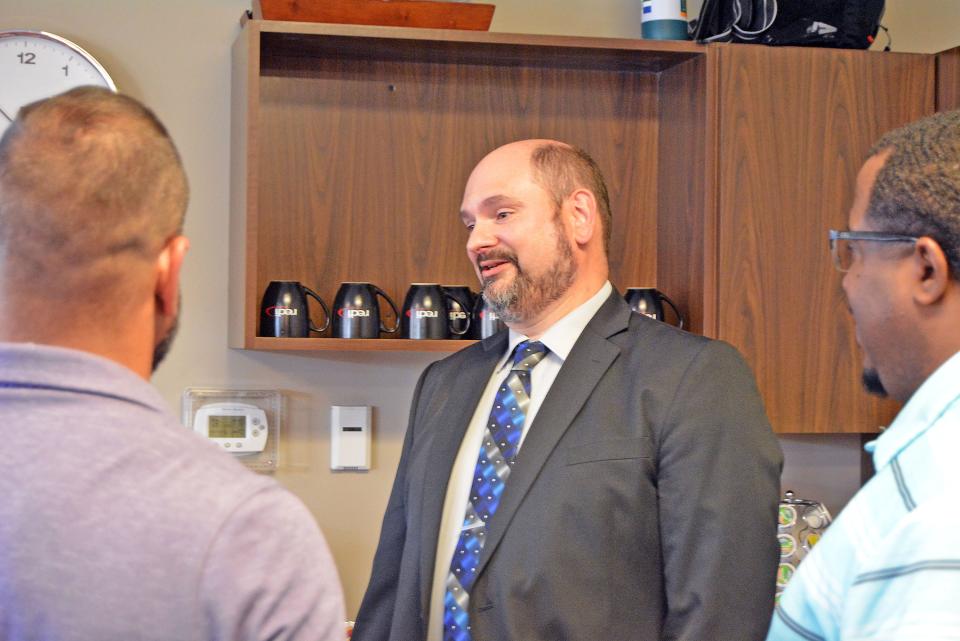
left=475, top=292, right=632, bottom=578
left=418, top=331, right=508, bottom=615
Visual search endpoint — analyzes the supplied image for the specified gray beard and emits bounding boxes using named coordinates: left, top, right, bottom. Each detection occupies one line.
left=481, top=228, right=576, bottom=324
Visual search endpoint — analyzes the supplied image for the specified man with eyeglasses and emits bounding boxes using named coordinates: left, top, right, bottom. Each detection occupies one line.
left=768, top=109, right=960, bottom=640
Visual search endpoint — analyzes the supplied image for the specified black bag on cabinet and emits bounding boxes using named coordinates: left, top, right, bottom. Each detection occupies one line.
left=691, top=0, right=885, bottom=50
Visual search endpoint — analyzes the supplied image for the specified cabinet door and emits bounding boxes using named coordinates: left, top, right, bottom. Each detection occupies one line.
left=937, top=45, right=960, bottom=111
left=713, top=45, right=933, bottom=433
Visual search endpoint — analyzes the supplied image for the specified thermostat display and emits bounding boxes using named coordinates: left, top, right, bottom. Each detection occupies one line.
left=194, top=402, right=267, bottom=454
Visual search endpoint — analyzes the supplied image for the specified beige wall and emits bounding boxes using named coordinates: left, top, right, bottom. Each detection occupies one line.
left=491, top=0, right=960, bottom=54
left=1, top=0, right=958, bottom=617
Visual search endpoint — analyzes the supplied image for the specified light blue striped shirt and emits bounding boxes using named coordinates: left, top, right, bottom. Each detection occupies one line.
left=767, top=349, right=960, bottom=641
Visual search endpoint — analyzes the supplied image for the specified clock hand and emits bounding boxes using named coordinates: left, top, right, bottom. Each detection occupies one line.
left=0, top=105, right=13, bottom=123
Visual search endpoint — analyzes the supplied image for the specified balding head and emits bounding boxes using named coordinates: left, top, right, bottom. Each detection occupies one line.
left=0, top=86, right=188, bottom=310
left=461, top=139, right=610, bottom=335
left=468, top=140, right=613, bottom=254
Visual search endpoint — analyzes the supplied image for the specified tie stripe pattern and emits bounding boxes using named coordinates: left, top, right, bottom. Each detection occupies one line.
left=443, top=340, right=549, bottom=641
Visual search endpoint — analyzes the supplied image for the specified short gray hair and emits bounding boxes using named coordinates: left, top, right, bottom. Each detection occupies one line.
left=0, top=86, right=188, bottom=303
left=530, top=143, right=612, bottom=254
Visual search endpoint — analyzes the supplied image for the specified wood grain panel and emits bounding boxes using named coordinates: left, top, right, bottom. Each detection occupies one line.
left=253, top=48, right=662, bottom=337
left=715, top=45, right=934, bottom=433
left=937, top=46, right=960, bottom=111
left=656, top=54, right=709, bottom=335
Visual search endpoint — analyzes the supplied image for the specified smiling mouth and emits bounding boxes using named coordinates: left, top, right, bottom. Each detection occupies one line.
left=478, top=257, right=513, bottom=277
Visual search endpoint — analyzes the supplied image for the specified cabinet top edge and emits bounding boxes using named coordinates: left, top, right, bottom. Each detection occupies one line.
left=242, top=18, right=705, bottom=55
left=240, top=19, right=707, bottom=73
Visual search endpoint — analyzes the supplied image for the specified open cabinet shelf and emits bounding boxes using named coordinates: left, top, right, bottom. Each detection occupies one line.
left=230, top=18, right=957, bottom=431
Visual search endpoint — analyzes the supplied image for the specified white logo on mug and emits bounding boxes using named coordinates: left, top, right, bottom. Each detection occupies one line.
left=266, top=306, right=298, bottom=317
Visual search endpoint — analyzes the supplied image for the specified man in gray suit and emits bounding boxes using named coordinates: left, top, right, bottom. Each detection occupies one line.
left=354, top=139, right=782, bottom=641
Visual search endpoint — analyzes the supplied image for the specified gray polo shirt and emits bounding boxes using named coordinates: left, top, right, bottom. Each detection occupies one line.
left=0, top=343, right=344, bottom=640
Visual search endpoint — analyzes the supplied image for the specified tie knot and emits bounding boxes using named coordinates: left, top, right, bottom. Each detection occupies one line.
left=512, top=340, right=548, bottom=372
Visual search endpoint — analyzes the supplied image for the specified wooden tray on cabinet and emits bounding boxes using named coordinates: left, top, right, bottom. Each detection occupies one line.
left=255, top=0, right=496, bottom=30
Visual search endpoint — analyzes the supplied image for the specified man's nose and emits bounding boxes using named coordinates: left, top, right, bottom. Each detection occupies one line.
left=466, top=220, right=496, bottom=256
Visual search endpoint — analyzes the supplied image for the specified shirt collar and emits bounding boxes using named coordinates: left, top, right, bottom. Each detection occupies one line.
left=498, top=281, right=613, bottom=371
left=866, top=349, right=960, bottom=470
left=0, top=342, right=169, bottom=415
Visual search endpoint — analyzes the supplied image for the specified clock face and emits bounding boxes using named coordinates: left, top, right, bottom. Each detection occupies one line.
left=0, top=31, right=116, bottom=139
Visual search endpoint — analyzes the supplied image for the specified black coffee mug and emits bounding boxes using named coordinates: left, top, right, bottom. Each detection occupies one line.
left=258, top=280, right=331, bottom=337
left=402, top=284, right=471, bottom=339
left=443, top=286, right=476, bottom=340
left=624, top=287, right=684, bottom=329
left=471, top=294, right=506, bottom=339
left=332, top=282, right=400, bottom=339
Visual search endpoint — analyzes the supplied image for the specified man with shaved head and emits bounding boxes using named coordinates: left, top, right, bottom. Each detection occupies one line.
left=355, top=139, right=783, bottom=641
left=0, top=87, right=345, bottom=640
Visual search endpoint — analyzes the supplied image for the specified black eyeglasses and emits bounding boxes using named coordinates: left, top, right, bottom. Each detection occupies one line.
left=828, top=229, right=919, bottom=272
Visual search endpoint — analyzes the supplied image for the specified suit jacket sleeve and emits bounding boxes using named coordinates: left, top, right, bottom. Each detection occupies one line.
left=352, top=362, right=435, bottom=641
left=657, top=340, right=783, bottom=641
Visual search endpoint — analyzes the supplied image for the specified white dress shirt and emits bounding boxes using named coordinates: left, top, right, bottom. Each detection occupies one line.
left=427, top=281, right=613, bottom=641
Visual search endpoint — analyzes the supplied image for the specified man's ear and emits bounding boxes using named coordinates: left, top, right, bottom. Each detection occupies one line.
left=155, top=235, right=189, bottom=317
left=568, top=188, right=599, bottom=246
left=913, top=236, right=950, bottom=306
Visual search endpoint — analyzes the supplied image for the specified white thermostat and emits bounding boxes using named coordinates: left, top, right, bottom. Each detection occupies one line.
left=193, top=402, right=268, bottom=454
left=183, top=388, right=281, bottom=473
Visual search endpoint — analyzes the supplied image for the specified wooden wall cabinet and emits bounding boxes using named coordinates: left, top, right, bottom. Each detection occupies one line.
left=230, top=19, right=952, bottom=433
left=699, top=45, right=932, bottom=433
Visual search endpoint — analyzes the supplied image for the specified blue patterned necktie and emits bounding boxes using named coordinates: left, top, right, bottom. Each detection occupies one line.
left=442, top=340, right=549, bottom=641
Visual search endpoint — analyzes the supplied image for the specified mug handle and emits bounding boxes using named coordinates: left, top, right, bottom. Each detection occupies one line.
left=303, top=286, right=332, bottom=333
left=657, top=291, right=685, bottom=330
left=443, top=291, right=472, bottom=336
left=373, top=285, right=400, bottom=334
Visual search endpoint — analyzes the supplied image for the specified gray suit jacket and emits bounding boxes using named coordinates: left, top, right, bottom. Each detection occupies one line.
left=354, top=292, right=783, bottom=641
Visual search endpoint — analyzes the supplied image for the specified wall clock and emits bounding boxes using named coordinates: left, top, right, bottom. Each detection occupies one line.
left=0, top=30, right=116, bottom=138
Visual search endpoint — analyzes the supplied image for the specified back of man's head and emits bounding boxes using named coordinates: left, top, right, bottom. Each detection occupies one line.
left=0, top=87, right=188, bottom=331
left=868, top=109, right=960, bottom=279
